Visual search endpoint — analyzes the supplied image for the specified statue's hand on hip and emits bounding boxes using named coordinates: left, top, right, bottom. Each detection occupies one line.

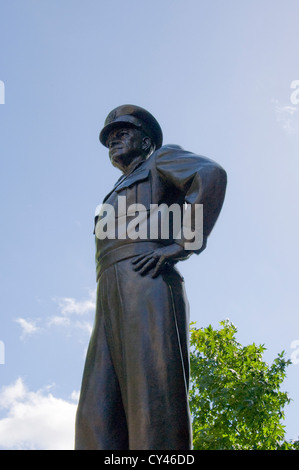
left=131, top=244, right=188, bottom=278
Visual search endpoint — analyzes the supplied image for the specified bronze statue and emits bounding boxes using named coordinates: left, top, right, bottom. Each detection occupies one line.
left=75, top=105, right=227, bottom=450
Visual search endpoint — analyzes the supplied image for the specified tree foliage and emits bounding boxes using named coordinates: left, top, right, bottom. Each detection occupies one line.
left=189, top=320, right=299, bottom=450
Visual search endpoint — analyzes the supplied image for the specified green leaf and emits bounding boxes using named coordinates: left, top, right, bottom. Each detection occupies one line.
left=190, top=320, right=294, bottom=450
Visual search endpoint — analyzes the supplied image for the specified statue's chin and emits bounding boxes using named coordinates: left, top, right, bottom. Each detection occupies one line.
left=110, top=157, right=126, bottom=173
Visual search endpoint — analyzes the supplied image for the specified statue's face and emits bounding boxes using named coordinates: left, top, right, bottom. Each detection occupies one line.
left=106, top=126, right=147, bottom=172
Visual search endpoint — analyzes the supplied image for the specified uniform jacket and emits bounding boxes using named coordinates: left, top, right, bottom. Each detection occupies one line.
left=94, top=144, right=227, bottom=278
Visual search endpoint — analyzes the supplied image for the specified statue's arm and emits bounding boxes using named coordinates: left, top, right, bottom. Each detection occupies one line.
left=155, top=145, right=227, bottom=254
left=132, top=146, right=227, bottom=278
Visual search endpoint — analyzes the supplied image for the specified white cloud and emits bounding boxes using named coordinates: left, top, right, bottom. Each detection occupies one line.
left=273, top=98, right=299, bottom=135
left=14, top=318, right=40, bottom=339
left=48, top=289, right=96, bottom=334
left=0, top=379, right=78, bottom=450
left=56, top=290, right=96, bottom=316
left=15, top=289, right=96, bottom=338
left=47, top=315, right=71, bottom=327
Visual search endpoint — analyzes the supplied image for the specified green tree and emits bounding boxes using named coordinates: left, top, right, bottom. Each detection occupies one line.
left=189, top=320, right=299, bottom=450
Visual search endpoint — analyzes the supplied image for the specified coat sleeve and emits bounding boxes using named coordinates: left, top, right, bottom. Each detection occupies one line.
left=155, top=145, right=227, bottom=254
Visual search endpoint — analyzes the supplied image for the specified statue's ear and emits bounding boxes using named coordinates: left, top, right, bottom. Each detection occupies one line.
left=142, top=136, right=152, bottom=153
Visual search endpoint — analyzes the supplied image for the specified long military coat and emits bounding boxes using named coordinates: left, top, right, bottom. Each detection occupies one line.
left=75, top=144, right=227, bottom=450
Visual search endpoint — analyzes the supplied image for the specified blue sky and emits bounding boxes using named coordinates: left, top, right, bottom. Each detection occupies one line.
left=0, top=0, right=299, bottom=449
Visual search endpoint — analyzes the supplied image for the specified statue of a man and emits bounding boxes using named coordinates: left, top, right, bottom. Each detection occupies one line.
left=75, top=105, right=227, bottom=450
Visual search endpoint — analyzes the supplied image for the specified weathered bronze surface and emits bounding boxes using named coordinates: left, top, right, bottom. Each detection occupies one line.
left=75, top=105, right=227, bottom=450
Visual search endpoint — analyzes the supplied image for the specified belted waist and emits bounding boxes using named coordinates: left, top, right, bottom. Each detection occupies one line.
left=96, top=241, right=164, bottom=281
